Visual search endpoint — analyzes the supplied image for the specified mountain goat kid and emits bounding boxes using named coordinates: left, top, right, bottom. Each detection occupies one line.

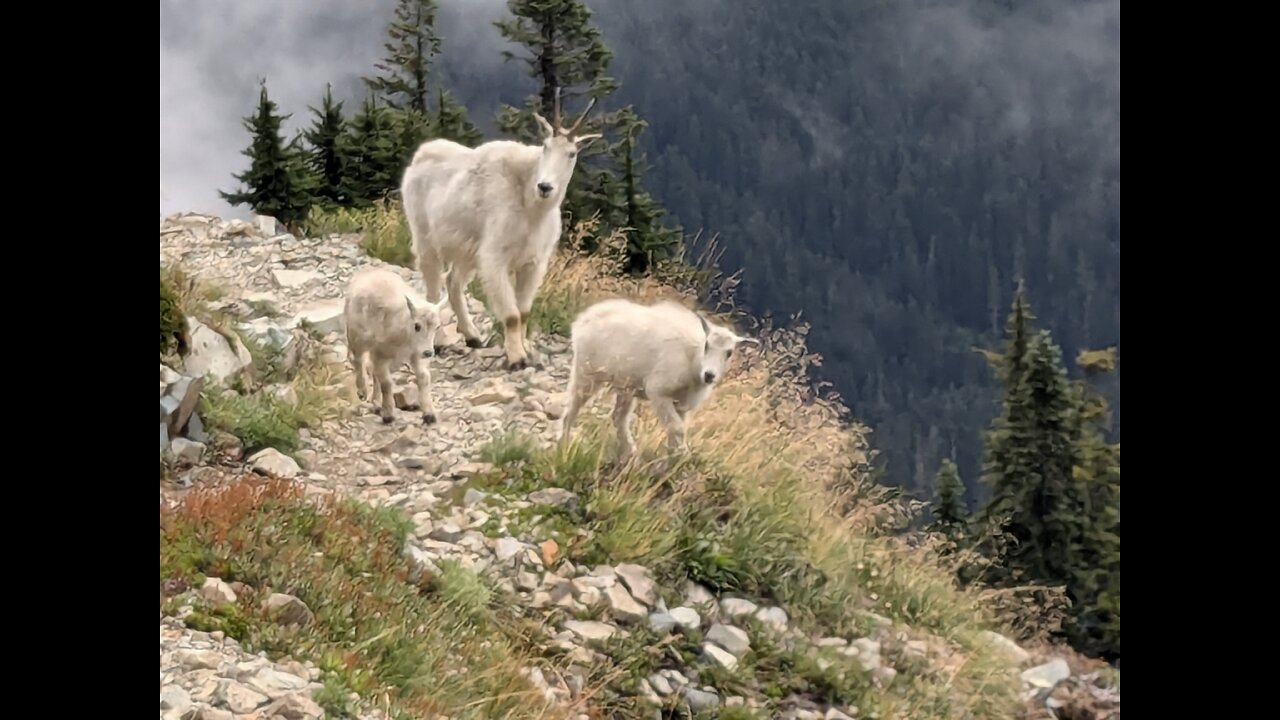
left=559, top=298, right=760, bottom=459
left=401, top=89, right=601, bottom=371
left=343, top=267, right=449, bottom=425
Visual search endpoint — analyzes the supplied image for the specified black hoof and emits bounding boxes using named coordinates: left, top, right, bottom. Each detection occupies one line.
left=381, top=415, right=394, bottom=424
left=505, top=358, right=529, bottom=371
left=357, top=392, right=366, bottom=401
left=465, top=337, right=486, bottom=349
left=422, top=412, right=437, bottom=425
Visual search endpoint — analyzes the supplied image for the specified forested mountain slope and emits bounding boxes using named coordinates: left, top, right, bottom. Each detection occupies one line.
left=434, top=0, right=1122, bottom=496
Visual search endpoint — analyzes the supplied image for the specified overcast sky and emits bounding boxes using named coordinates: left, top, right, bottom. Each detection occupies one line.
left=159, top=0, right=1118, bottom=220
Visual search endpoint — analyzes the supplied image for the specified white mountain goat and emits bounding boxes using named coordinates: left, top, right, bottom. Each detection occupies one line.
left=343, top=267, right=449, bottom=425
left=400, top=89, right=602, bottom=370
left=559, top=298, right=760, bottom=459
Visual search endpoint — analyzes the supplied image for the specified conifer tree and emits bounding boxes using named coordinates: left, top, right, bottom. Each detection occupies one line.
left=493, top=0, right=681, bottom=272
left=302, top=84, right=350, bottom=208
left=340, top=96, right=407, bottom=205
left=220, top=81, right=316, bottom=227
left=1066, top=347, right=1121, bottom=659
left=973, top=287, right=1088, bottom=585
left=433, top=87, right=483, bottom=146
left=929, top=458, right=968, bottom=537
left=364, top=0, right=442, bottom=116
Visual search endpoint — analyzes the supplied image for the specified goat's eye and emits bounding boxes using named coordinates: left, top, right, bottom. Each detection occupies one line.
left=568, top=151, right=577, bottom=159
left=726, top=348, right=733, bottom=359
left=414, top=323, right=422, bottom=332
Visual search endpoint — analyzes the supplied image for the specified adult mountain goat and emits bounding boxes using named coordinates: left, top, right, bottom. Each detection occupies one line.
left=401, top=89, right=602, bottom=370
left=559, top=298, right=760, bottom=459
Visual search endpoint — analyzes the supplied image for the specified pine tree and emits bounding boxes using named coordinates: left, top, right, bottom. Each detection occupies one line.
left=929, top=458, right=968, bottom=537
left=1066, top=347, right=1121, bottom=659
left=219, top=81, right=317, bottom=227
left=433, top=87, right=482, bottom=146
left=613, top=111, right=684, bottom=273
left=364, top=0, right=442, bottom=116
left=303, top=84, right=350, bottom=208
left=972, top=287, right=1088, bottom=586
left=493, top=1, right=681, bottom=272
left=493, top=0, right=621, bottom=226
left=340, top=96, right=408, bottom=205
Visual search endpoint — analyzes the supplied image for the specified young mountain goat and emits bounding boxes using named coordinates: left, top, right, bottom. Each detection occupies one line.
left=343, top=267, right=449, bottom=425
left=400, top=89, right=602, bottom=370
left=559, top=298, right=760, bottom=459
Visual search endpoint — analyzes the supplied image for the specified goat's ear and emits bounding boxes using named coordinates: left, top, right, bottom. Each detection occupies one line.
left=533, top=113, right=555, bottom=139
left=405, top=296, right=417, bottom=315
left=573, top=133, right=603, bottom=149
left=696, top=312, right=711, bottom=337
left=734, top=334, right=761, bottom=347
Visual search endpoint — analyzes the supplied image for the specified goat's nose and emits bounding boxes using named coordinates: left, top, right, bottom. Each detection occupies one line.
left=537, top=182, right=553, bottom=194
left=703, top=371, right=716, bottom=384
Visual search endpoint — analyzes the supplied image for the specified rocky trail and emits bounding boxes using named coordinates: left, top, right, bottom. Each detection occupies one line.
left=159, top=213, right=1119, bottom=720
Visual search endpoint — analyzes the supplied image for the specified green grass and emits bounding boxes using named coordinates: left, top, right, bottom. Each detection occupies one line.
left=305, top=200, right=414, bottom=268
left=198, top=372, right=333, bottom=456
left=160, top=475, right=566, bottom=720
left=472, top=402, right=1025, bottom=718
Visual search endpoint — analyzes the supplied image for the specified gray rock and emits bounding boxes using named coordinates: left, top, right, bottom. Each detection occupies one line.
left=703, top=642, right=738, bottom=670
left=244, top=667, right=311, bottom=698
left=720, top=597, right=758, bottom=618
left=605, top=583, right=648, bottom=624
left=706, top=623, right=751, bottom=657
left=979, top=630, right=1031, bottom=666
left=290, top=300, right=345, bottom=336
left=527, top=487, right=579, bottom=508
left=170, top=437, right=206, bottom=465
left=648, top=612, right=678, bottom=634
left=469, top=382, right=518, bottom=405
left=463, top=488, right=488, bottom=507
left=160, top=684, right=192, bottom=718
left=683, top=581, right=717, bottom=614
left=755, top=606, right=789, bottom=633
left=218, top=682, right=269, bottom=713
left=669, top=606, right=701, bottom=629
left=429, top=522, right=465, bottom=543
left=562, top=620, right=617, bottom=647
left=272, top=268, right=323, bottom=289
left=494, top=537, right=525, bottom=563
left=160, top=370, right=204, bottom=438
left=262, top=593, right=314, bottom=626
left=1020, top=658, right=1071, bottom=699
left=615, top=563, right=658, bottom=606
left=248, top=448, right=301, bottom=479
left=683, top=687, right=720, bottom=712
left=199, top=577, right=237, bottom=607
left=160, top=422, right=171, bottom=455
left=184, top=318, right=253, bottom=385
left=826, top=710, right=855, bottom=720
left=264, top=693, right=325, bottom=719
left=648, top=673, right=674, bottom=696
left=175, top=648, right=221, bottom=670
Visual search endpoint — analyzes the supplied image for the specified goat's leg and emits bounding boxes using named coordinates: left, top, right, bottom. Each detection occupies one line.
left=372, top=356, right=396, bottom=424
left=612, top=391, right=638, bottom=461
left=447, top=265, right=484, bottom=349
left=418, top=251, right=450, bottom=353
left=349, top=339, right=369, bottom=401
left=479, top=264, right=527, bottom=370
left=408, top=351, right=438, bottom=425
left=513, top=260, right=549, bottom=362
left=559, top=364, right=595, bottom=446
left=647, top=393, right=689, bottom=455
